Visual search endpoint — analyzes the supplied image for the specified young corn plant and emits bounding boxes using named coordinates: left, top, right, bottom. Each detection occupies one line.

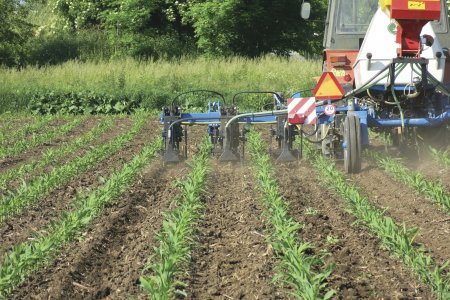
left=0, top=137, right=162, bottom=298
left=140, top=137, right=212, bottom=299
left=0, top=113, right=148, bottom=223
left=0, top=115, right=38, bottom=143
left=369, top=130, right=450, bottom=170
left=247, top=130, right=335, bottom=300
left=367, top=150, right=450, bottom=215
left=303, top=142, right=450, bottom=299
left=429, top=147, right=450, bottom=169
left=0, top=114, right=55, bottom=146
left=0, top=116, right=86, bottom=159
left=0, top=117, right=114, bottom=190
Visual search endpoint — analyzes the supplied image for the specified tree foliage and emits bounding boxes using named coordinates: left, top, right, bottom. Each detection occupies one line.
left=0, top=0, right=33, bottom=66
left=187, top=0, right=327, bottom=57
left=0, top=0, right=329, bottom=66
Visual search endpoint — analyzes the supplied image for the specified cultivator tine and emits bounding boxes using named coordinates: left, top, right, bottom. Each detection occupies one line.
left=276, top=123, right=299, bottom=162
left=163, top=146, right=181, bottom=163
left=162, top=116, right=184, bottom=163
left=219, top=148, right=239, bottom=161
left=276, top=146, right=298, bottom=162
left=219, top=123, right=240, bottom=162
left=219, top=134, right=240, bottom=161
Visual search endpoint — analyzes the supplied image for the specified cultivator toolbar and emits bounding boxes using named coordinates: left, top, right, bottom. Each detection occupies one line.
left=160, top=90, right=300, bottom=163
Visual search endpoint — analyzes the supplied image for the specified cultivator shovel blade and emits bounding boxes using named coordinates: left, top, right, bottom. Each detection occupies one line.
left=219, top=149, right=240, bottom=162
left=276, top=149, right=298, bottom=162
left=163, top=148, right=181, bottom=163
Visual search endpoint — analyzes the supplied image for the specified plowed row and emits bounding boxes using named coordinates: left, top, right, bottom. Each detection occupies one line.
left=0, top=115, right=449, bottom=299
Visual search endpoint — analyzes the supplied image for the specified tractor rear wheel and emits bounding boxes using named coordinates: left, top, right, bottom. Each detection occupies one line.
left=343, top=115, right=362, bottom=173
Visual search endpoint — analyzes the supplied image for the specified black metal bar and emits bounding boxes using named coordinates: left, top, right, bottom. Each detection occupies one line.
left=184, top=124, right=188, bottom=159
left=232, top=91, right=284, bottom=106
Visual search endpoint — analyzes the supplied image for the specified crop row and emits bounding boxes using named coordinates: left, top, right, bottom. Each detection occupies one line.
left=140, top=137, right=212, bottom=299
left=247, top=130, right=335, bottom=300
left=0, top=137, right=162, bottom=298
left=368, top=131, right=449, bottom=170
left=0, top=116, right=85, bottom=159
left=0, top=117, right=114, bottom=191
left=367, top=150, right=450, bottom=215
left=0, top=114, right=55, bottom=146
left=430, top=147, right=450, bottom=169
left=0, top=114, right=39, bottom=136
left=303, top=142, right=450, bottom=299
left=0, top=113, right=147, bottom=223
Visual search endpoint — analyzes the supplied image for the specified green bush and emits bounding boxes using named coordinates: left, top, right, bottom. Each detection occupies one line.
left=25, top=30, right=112, bottom=66
left=30, top=91, right=141, bottom=115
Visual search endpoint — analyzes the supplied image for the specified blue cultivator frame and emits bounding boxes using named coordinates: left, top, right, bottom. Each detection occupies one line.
left=161, top=58, right=450, bottom=173
left=160, top=90, right=301, bottom=163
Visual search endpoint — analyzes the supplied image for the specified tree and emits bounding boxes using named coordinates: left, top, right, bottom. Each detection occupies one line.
left=186, top=0, right=327, bottom=57
left=100, top=0, right=195, bottom=58
left=0, top=0, right=33, bottom=66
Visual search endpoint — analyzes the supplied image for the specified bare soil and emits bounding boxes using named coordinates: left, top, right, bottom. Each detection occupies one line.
left=182, top=162, right=284, bottom=299
left=10, top=161, right=184, bottom=300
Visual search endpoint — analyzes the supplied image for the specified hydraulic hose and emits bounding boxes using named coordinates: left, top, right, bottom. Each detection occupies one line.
left=411, top=63, right=450, bottom=97
left=344, top=62, right=406, bottom=101
left=224, top=109, right=288, bottom=129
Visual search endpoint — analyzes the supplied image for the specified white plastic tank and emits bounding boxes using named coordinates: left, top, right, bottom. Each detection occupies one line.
left=353, top=8, right=445, bottom=89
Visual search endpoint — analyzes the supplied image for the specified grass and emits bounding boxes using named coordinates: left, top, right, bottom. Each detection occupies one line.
left=0, top=57, right=321, bottom=113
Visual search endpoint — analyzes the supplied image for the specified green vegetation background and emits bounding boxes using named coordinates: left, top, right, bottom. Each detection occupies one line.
left=1, top=0, right=328, bottom=113
left=0, top=57, right=321, bottom=113
left=1, top=0, right=328, bottom=67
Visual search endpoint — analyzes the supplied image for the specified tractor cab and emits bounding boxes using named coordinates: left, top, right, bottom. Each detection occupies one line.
left=316, top=0, right=450, bottom=90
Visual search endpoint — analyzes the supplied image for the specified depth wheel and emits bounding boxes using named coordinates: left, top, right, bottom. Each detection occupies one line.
left=343, top=115, right=362, bottom=173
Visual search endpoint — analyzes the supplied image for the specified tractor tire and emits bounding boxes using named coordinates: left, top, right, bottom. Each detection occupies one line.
left=344, top=115, right=362, bottom=173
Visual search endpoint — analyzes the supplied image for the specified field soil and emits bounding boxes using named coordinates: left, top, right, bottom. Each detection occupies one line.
left=181, top=162, right=284, bottom=299
left=347, top=160, right=450, bottom=269
left=1, top=117, right=448, bottom=299
left=0, top=116, right=92, bottom=173
left=275, top=161, right=433, bottom=299
left=0, top=118, right=153, bottom=260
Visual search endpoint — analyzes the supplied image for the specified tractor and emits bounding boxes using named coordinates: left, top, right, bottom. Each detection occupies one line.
left=308, top=0, right=450, bottom=172
left=161, top=0, right=450, bottom=173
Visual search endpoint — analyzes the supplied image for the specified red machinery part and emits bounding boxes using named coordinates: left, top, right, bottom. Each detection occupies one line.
left=323, top=49, right=358, bottom=85
left=390, top=0, right=441, bottom=56
left=390, top=0, right=440, bottom=20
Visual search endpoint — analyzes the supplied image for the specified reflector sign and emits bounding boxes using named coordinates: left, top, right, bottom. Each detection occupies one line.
left=288, top=97, right=317, bottom=125
left=324, top=104, right=336, bottom=116
left=313, top=72, right=345, bottom=100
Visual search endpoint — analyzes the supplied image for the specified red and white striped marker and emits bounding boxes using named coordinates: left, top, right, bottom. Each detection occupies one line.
left=287, top=97, right=317, bottom=125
